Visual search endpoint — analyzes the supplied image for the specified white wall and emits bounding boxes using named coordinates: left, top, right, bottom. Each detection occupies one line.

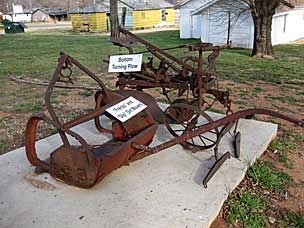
left=179, top=0, right=213, bottom=38
left=181, top=1, right=304, bottom=48
left=272, top=8, right=304, bottom=45
left=191, top=14, right=201, bottom=38
left=229, top=12, right=254, bottom=48
left=12, top=4, right=23, bottom=14
left=201, top=10, right=228, bottom=45
left=12, top=4, right=32, bottom=22
left=200, top=1, right=253, bottom=48
left=13, top=13, right=32, bottom=22
left=202, top=7, right=304, bottom=48
left=180, top=8, right=191, bottom=38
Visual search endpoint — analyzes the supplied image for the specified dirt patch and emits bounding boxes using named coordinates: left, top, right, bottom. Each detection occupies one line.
left=0, top=111, right=9, bottom=119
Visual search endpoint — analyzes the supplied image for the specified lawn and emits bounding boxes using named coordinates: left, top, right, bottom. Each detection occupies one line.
left=0, top=29, right=303, bottom=227
left=1, top=29, right=303, bottom=115
left=1, top=30, right=304, bottom=83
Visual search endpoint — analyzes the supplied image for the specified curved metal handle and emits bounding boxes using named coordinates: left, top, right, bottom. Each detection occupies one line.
left=154, top=108, right=303, bottom=153
left=25, top=113, right=50, bottom=172
left=94, top=91, right=115, bottom=134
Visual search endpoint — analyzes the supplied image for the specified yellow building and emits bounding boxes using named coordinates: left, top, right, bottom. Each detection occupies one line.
left=69, top=3, right=110, bottom=32
left=118, top=0, right=175, bottom=29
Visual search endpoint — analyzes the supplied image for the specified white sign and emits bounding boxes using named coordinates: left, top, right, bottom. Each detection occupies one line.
left=106, top=97, right=147, bottom=122
left=108, top=54, right=143, bottom=72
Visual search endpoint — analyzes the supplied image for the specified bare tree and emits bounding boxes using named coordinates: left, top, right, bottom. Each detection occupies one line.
left=231, top=0, right=294, bottom=57
left=207, top=0, right=295, bottom=58
left=246, top=0, right=294, bottom=57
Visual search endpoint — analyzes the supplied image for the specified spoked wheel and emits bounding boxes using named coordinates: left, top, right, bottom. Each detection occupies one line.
left=164, top=102, right=219, bottom=152
left=191, top=96, right=217, bottom=112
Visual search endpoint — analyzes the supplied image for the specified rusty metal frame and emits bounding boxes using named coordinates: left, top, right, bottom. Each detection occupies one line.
left=25, top=53, right=158, bottom=188
left=25, top=53, right=303, bottom=188
left=24, top=0, right=304, bottom=188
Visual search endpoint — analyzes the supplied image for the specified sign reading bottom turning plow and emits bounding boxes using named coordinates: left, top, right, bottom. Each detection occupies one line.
left=108, top=54, right=143, bottom=72
left=106, top=97, right=147, bottom=122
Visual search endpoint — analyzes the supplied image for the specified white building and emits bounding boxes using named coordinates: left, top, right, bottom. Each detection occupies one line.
left=12, top=4, right=32, bottom=22
left=179, top=0, right=304, bottom=48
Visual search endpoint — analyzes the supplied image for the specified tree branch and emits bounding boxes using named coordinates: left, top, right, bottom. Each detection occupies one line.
left=280, top=0, right=295, bottom=8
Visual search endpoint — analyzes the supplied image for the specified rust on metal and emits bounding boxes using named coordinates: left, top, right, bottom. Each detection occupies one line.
left=25, top=53, right=158, bottom=188
left=234, top=132, right=241, bottom=159
left=25, top=52, right=303, bottom=188
left=24, top=0, right=303, bottom=188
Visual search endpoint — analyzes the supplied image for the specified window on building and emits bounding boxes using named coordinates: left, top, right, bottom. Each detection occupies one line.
left=141, top=12, right=145, bottom=18
left=283, top=15, right=287, bottom=33
left=82, top=15, right=88, bottom=21
left=162, top=9, right=166, bottom=21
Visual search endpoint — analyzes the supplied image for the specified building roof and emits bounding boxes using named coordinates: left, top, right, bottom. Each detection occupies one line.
left=33, top=8, right=68, bottom=16
left=13, top=4, right=23, bottom=14
left=69, top=2, right=110, bottom=14
left=119, top=0, right=174, bottom=10
left=190, top=0, right=218, bottom=15
left=179, top=0, right=297, bottom=8
left=165, top=0, right=184, bottom=5
left=178, top=0, right=192, bottom=7
left=10, top=9, right=32, bottom=15
left=24, top=9, right=32, bottom=14
left=180, top=0, right=297, bottom=13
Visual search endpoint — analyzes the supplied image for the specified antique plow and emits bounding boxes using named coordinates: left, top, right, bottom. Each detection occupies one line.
left=24, top=0, right=303, bottom=188
left=25, top=53, right=158, bottom=188
left=25, top=53, right=303, bottom=188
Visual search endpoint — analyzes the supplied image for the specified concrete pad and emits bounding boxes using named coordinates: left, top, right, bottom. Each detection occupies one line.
left=0, top=112, right=277, bottom=228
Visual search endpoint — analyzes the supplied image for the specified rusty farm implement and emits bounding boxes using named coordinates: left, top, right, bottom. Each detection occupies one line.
left=25, top=0, right=303, bottom=188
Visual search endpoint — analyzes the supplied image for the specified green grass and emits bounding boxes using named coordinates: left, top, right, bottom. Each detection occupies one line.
left=270, top=134, right=298, bottom=168
left=247, top=161, right=292, bottom=193
left=226, top=160, right=294, bottom=227
left=279, top=209, right=304, bottom=228
left=79, top=89, right=94, bottom=97
left=1, top=30, right=304, bottom=85
left=266, top=95, right=299, bottom=105
left=0, top=30, right=198, bottom=79
left=207, top=107, right=226, bottom=114
left=226, top=191, right=267, bottom=228
left=217, top=46, right=304, bottom=84
left=0, top=30, right=199, bottom=115
left=59, top=90, right=69, bottom=96
left=13, top=102, right=44, bottom=113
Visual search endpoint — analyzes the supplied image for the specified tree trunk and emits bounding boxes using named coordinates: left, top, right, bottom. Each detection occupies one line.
left=251, top=0, right=280, bottom=58
left=110, top=0, right=119, bottom=38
